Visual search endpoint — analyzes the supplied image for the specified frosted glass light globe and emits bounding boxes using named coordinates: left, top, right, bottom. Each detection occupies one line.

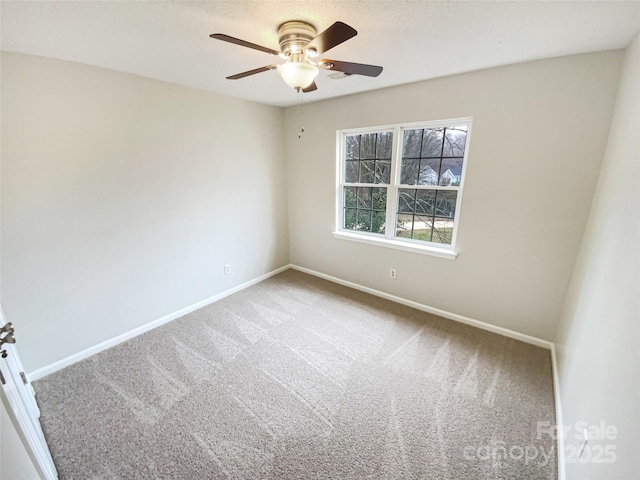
left=277, top=61, right=319, bottom=90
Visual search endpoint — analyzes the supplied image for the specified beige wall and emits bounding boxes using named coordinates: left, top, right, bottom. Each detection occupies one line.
left=1, top=52, right=289, bottom=372
left=555, top=33, right=640, bottom=479
left=283, top=51, right=623, bottom=341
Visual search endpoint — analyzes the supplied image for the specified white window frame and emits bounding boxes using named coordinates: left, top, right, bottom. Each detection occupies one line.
left=333, top=117, right=473, bottom=260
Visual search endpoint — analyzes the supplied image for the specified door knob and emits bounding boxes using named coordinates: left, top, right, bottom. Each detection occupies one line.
left=0, top=323, right=16, bottom=359
left=1, top=332, right=15, bottom=344
left=0, top=322, right=16, bottom=358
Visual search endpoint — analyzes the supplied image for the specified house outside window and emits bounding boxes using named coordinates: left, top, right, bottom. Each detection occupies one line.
left=334, top=118, right=472, bottom=260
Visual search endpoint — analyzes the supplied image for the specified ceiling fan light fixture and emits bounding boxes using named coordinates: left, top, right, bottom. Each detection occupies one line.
left=211, top=20, right=383, bottom=92
left=277, top=61, right=319, bottom=90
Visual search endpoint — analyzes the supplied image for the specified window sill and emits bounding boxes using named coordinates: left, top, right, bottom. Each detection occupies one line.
left=332, top=231, right=458, bottom=260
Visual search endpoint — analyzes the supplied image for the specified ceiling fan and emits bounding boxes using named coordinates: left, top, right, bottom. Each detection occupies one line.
left=210, top=20, right=383, bottom=92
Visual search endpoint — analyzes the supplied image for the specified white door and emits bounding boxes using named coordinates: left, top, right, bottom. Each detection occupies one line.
left=1, top=309, right=58, bottom=479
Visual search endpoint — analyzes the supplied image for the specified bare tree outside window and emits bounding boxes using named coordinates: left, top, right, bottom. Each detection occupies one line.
left=338, top=119, right=471, bottom=252
left=343, top=131, right=392, bottom=233
left=396, top=126, right=467, bottom=244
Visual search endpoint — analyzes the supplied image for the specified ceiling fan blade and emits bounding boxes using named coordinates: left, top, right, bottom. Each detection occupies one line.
left=319, top=59, right=383, bottom=77
left=210, top=33, right=280, bottom=56
left=302, top=82, right=318, bottom=93
left=226, top=65, right=277, bottom=80
left=305, top=22, right=357, bottom=54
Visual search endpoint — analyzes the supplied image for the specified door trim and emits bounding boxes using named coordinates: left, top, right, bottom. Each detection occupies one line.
left=1, top=309, right=58, bottom=479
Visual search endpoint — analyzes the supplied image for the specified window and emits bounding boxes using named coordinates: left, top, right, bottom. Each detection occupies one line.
left=335, top=118, right=472, bottom=259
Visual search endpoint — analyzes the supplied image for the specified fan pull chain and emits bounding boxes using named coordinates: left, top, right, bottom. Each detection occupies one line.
left=297, top=88, right=305, bottom=139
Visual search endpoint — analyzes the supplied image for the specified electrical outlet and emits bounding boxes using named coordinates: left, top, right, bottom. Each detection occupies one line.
left=224, top=264, right=231, bottom=275
left=389, top=268, right=397, bottom=279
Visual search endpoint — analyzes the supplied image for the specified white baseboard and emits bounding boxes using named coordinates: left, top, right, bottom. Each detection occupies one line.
left=28, top=264, right=291, bottom=381
left=290, top=264, right=554, bottom=350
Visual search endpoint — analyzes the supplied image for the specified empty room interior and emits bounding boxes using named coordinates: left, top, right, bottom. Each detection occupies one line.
left=1, top=1, right=639, bottom=479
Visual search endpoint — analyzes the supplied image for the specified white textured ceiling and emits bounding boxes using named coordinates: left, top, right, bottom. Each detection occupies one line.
left=2, top=1, right=639, bottom=107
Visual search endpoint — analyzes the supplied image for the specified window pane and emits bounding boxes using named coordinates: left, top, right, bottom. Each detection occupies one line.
left=396, top=213, right=414, bottom=238
left=411, top=215, right=433, bottom=242
left=357, top=187, right=372, bottom=209
left=398, top=189, right=416, bottom=213
left=432, top=217, right=454, bottom=244
left=402, top=129, right=422, bottom=158
left=415, top=190, right=435, bottom=215
left=400, top=158, right=419, bottom=185
left=345, top=161, right=359, bottom=183
left=399, top=126, right=468, bottom=187
left=435, top=190, right=457, bottom=218
left=359, top=161, right=375, bottom=183
left=360, top=133, right=377, bottom=159
left=375, top=160, right=391, bottom=184
left=356, top=210, right=372, bottom=231
left=422, top=128, right=444, bottom=157
left=376, top=132, right=393, bottom=159
left=412, top=214, right=434, bottom=242
left=394, top=189, right=457, bottom=243
left=344, top=186, right=357, bottom=208
left=397, top=214, right=436, bottom=241
left=344, top=208, right=357, bottom=230
left=440, top=158, right=463, bottom=186
left=343, top=187, right=385, bottom=236
left=372, top=211, right=386, bottom=234
left=346, top=135, right=360, bottom=160
left=372, top=187, right=387, bottom=210
left=418, top=159, right=440, bottom=186
left=345, top=132, right=394, bottom=185
left=442, top=126, right=467, bottom=157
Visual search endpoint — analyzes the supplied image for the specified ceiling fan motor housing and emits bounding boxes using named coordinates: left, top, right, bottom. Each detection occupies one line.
left=278, top=21, right=317, bottom=57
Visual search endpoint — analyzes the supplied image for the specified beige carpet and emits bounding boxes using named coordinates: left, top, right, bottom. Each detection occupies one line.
left=34, top=269, right=557, bottom=479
